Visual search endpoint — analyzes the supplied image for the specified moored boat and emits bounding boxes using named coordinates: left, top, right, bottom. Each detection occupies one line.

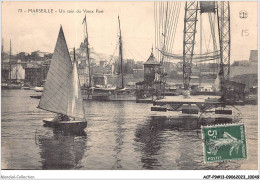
left=35, top=85, right=44, bottom=92
left=21, top=84, right=30, bottom=90
left=84, top=16, right=137, bottom=101
left=30, top=95, right=42, bottom=99
left=1, top=40, right=23, bottom=90
left=1, top=82, right=21, bottom=89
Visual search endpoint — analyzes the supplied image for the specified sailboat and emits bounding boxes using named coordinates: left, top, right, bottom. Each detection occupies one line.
left=1, top=40, right=22, bottom=90
left=80, top=15, right=95, bottom=100
left=91, top=16, right=136, bottom=101
left=38, top=26, right=87, bottom=131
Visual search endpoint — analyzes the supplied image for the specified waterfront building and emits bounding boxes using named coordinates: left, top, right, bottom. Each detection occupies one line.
left=25, top=64, right=42, bottom=86
left=232, top=74, right=257, bottom=90
left=133, top=69, right=144, bottom=79
left=1, top=63, right=9, bottom=81
left=93, top=74, right=107, bottom=86
left=134, top=61, right=144, bottom=69
left=10, top=64, right=25, bottom=80
left=25, top=60, right=50, bottom=86
left=126, top=59, right=135, bottom=74
left=230, top=50, right=258, bottom=89
left=249, top=50, right=258, bottom=63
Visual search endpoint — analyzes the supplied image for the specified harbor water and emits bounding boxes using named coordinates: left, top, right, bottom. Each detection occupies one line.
left=1, top=90, right=258, bottom=170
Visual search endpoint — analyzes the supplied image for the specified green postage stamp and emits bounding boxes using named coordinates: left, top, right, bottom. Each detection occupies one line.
left=202, top=123, right=247, bottom=163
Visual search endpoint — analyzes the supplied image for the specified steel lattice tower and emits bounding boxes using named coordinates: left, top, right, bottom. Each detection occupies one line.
left=217, top=1, right=231, bottom=81
left=183, top=1, right=230, bottom=90
left=183, top=2, right=199, bottom=90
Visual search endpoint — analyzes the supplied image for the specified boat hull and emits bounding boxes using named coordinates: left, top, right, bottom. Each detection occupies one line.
left=21, top=87, right=30, bottom=90
left=35, top=86, right=44, bottom=92
left=108, top=93, right=136, bottom=101
left=30, top=95, right=42, bottom=99
left=83, top=89, right=136, bottom=101
left=90, top=93, right=136, bottom=101
left=1, top=85, right=21, bottom=90
left=43, top=119, right=87, bottom=133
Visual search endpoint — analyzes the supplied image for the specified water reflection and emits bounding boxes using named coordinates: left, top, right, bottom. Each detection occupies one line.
left=37, top=129, right=87, bottom=169
left=135, top=117, right=162, bottom=169
left=2, top=90, right=255, bottom=170
left=112, top=102, right=125, bottom=169
left=134, top=115, right=234, bottom=169
left=175, top=130, right=202, bottom=170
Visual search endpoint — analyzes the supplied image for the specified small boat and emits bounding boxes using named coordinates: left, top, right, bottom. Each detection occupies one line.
left=91, top=86, right=136, bottom=101
left=21, top=83, right=30, bottom=90
left=35, top=85, right=44, bottom=92
left=37, top=26, right=87, bottom=132
left=1, top=82, right=21, bottom=90
left=30, top=95, right=41, bottom=99
left=22, top=86, right=30, bottom=90
left=244, top=94, right=258, bottom=105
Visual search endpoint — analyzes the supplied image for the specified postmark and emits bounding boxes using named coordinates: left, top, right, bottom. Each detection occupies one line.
left=202, top=123, right=247, bottom=163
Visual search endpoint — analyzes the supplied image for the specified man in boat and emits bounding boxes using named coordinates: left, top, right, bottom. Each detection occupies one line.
left=53, top=113, right=70, bottom=122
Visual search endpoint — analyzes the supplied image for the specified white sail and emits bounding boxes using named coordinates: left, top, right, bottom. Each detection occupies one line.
left=67, top=59, right=85, bottom=118
left=38, top=26, right=85, bottom=119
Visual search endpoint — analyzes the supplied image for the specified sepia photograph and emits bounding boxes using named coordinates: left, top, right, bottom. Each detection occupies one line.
left=1, top=0, right=259, bottom=178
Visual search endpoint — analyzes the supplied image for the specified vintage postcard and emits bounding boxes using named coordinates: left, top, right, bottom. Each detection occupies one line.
left=1, top=1, right=259, bottom=179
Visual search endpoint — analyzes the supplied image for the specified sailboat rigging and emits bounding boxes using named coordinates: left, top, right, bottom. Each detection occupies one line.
left=1, top=39, right=22, bottom=89
left=86, top=16, right=136, bottom=101
left=38, top=26, right=87, bottom=131
left=9, top=39, right=12, bottom=81
left=118, top=16, right=124, bottom=89
left=82, top=15, right=92, bottom=88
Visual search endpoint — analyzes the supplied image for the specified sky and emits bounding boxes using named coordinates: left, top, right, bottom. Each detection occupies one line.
left=1, top=1, right=258, bottom=62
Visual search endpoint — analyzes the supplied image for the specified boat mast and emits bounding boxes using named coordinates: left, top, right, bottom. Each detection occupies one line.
left=118, top=16, right=124, bottom=88
left=83, top=15, right=92, bottom=87
left=16, top=66, right=18, bottom=80
left=199, top=12, right=202, bottom=86
left=1, top=38, right=3, bottom=52
left=9, top=39, right=11, bottom=82
left=74, top=47, right=76, bottom=62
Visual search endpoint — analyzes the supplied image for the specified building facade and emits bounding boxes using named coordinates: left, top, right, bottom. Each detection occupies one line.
left=25, top=61, right=50, bottom=86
